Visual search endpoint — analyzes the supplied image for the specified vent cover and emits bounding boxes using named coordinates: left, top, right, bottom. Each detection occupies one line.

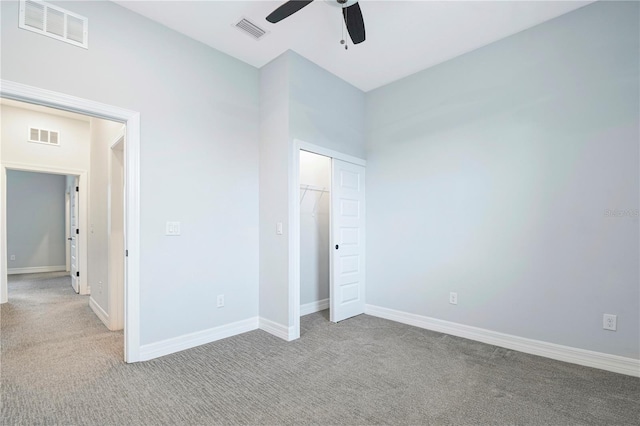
left=28, top=127, right=60, bottom=146
left=19, top=0, right=88, bottom=49
left=234, top=17, right=268, bottom=40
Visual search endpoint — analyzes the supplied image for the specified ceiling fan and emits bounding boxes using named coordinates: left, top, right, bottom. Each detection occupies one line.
left=266, top=0, right=366, bottom=45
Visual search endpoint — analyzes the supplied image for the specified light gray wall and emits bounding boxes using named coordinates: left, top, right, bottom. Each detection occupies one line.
left=88, top=118, right=123, bottom=314
left=7, top=171, right=67, bottom=270
left=0, top=104, right=90, bottom=170
left=259, top=53, right=291, bottom=326
left=289, top=53, right=366, bottom=159
left=1, top=0, right=260, bottom=345
left=299, top=151, right=330, bottom=305
left=258, top=51, right=366, bottom=328
left=365, top=1, right=639, bottom=358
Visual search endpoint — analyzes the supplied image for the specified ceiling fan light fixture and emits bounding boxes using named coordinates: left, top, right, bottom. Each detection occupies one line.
left=266, top=0, right=366, bottom=45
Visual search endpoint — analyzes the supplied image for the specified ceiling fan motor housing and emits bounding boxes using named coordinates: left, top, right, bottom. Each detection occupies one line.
left=331, top=0, right=358, bottom=8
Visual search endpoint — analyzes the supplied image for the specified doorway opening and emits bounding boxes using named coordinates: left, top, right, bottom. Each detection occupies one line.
left=3, top=161, right=89, bottom=294
left=299, top=151, right=331, bottom=318
left=0, top=80, right=141, bottom=362
left=5, top=170, right=76, bottom=278
left=291, top=140, right=367, bottom=339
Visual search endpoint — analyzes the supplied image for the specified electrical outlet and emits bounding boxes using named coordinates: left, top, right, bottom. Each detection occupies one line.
left=449, top=292, right=458, bottom=305
left=217, top=294, right=224, bottom=308
left=603, top=314, right=617, bottom=331
left=10, top=255, right=15, bottom=261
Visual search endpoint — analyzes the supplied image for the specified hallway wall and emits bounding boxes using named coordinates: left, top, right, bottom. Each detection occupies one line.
left=6, top=171, right=67, bottom=272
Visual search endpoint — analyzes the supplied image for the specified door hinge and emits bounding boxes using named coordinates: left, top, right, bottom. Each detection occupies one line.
left=125, top=250, right=129, bottom=257
left=76, top=271, right=80, bottom=277
left=76, top=186, right=79, bottom=192
left=76, top=229, right=79, bottom=235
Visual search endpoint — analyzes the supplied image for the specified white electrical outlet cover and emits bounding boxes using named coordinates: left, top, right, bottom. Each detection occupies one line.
left=603, top=314, right=617, bottom=331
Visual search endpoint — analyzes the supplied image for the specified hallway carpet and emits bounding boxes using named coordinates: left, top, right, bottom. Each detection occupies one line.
left=2, top=273, right=639, bottom=425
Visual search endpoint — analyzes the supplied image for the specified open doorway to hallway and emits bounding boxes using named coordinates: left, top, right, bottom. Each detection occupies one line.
left=1, top=98, right=126, bottom=353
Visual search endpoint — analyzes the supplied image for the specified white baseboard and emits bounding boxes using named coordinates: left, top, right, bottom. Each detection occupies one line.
left=89, top=296, right=110, bottom=329
left=139, top=317, right=259, bottom=361
left=300, top=298, right=329, bottom=316
left=259, top=317, right=296, bottom=341
left=365, top=304, right=640, bottom=378
left=7, top=265, right=66, bottom=275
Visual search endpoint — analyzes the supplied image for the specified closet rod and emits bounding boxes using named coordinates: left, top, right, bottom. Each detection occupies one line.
left=299, top=184, right=329, bottom=192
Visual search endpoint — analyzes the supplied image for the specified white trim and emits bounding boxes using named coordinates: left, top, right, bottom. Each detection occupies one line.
left=89, top=296, right=110, bottom=329
left=1, top=79, right=141, bottom=363
left=259, top=317, right=296, bottom=341
left=7, top=265, right=66, bottom=275
left=139, top=317, right=259, bottom=361
left=289, top=141, right=302, bottom=341
left=296, top=140, right=366, bottom=167
left=365, top=304, right=640, bottom=378
left=290, top=139, right=367, bottom=340
left=107, top=132, right=125, bottom=331
left=65, top=192, right=71, bottom=272
left=300, top=298, right=329, bottom=316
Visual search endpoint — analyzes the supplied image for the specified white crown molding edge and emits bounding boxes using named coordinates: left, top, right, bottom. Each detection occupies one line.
left=365, top=304, right=640, bottom=378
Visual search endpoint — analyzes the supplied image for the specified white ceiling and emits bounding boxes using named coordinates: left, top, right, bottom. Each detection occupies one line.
left=113, top=0, right=594, bottom=92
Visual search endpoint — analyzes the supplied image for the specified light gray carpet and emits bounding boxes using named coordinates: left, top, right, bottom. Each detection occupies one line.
left=2, top=273, right=639, bottom=425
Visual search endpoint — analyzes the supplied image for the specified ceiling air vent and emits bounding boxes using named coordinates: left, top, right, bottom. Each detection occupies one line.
left=19, top=0, right=88, bottom=49
left=234, top=17, right=268, bottom=40
left=29, top=127, right=60, bottom=146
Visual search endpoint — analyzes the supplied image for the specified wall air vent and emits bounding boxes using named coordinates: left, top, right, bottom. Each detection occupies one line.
left=234, top=17, right=268, bottom=40
left=19, top=0, right=88, bottom=49
left=28, top=127, right=60, bottom=146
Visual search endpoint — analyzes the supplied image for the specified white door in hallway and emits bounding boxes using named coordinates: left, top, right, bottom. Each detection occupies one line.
left=70, top=177, right=79, bottom=293
left=330, top=159, right=365, bottom=323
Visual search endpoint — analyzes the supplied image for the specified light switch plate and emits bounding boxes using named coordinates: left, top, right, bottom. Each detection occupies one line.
left=166, top=221, right=181, bottom=236
left=276, top=222, right=283, bottom=235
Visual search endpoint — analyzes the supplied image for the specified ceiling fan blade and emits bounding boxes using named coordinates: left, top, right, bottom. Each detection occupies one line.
left=343, top=2, right=365, bottom=44
left=266, top=0, right=314, bottom=24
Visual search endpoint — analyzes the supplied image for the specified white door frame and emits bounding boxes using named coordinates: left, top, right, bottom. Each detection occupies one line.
left=108, top=129, right=125, bottom=331
left=2, top=164, right=86, bottom=288
left=65, top=191, right=71, bottom=272
left=289, top=139, right=366, bottom=340
left=0, top=79, right=141, bottom=363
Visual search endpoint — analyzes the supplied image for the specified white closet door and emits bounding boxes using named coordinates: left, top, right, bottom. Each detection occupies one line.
left=330, top=159, right=365, bottom=322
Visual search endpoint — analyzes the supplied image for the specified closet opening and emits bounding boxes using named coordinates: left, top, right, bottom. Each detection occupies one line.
left=299, top=150, right=331, bottom=320
left=291, top=140, right=366, bottom=339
